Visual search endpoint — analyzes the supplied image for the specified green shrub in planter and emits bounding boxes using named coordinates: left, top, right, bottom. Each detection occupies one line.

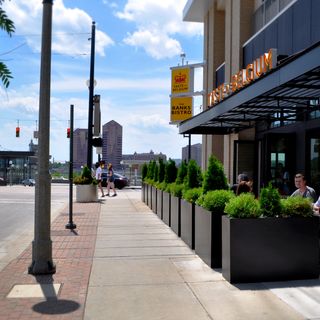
left=281, top=196, right=313, bottom=217
left=197, top=189, right=235, bottom=212
left=176, top=160, right=188, bottom=184
left=74, top=165, right=97, bottom=185
left=203, top=155, right=228, bottom=193
left=142, top=163, right=148, bottom=181
left=259, top=183, right=282, bottom=217
left=169, top=182, right=184, bottom=198
left=183, top=187, right=202, bottom=204
left=158, top=158, right=165, bottom=183
left=155, top=181, right=167, bottom=191
left=165, top=159, right=177, bottom=184
left=185, top=160, right=202, bottom=190
left=224, top=193, right=261, bottom=218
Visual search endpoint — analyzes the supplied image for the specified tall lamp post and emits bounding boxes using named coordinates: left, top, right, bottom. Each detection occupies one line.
left=29, top=0, right=55, bottom=275
left=87, top=21, right=96, bottom=171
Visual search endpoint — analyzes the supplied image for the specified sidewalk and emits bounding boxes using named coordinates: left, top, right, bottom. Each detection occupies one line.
left=0, top=189, right=319, bottom=319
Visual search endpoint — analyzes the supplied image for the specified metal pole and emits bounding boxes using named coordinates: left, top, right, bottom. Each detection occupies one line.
left=87, top=21, right=96, bottom=171
left=188, top=134, right=191, bottom=161
left=66, top=104, right=76, bottom=230
left=28, top=0, right=55, bottom=275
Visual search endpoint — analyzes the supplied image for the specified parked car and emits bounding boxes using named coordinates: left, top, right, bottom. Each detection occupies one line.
left=101, top=172, right=129, bottom=189
left=21, top=178, right=35, bottom=186
left=0, top=177, right=7, bottom=186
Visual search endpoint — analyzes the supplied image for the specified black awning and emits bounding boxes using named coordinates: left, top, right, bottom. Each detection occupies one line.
left=179, top=42, right=320, bottom=135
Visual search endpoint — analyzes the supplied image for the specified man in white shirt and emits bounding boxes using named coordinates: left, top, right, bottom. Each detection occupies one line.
left=95, top=162, right=105, bottom=198
left=291, top=173, right=317, bottom=202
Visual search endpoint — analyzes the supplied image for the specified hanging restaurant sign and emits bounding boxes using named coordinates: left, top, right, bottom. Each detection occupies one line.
left=208, top=48, right=277, bottom=107
left=170, top=96, right=193, bottom=123
left=171, top=67, right=193, bottom=94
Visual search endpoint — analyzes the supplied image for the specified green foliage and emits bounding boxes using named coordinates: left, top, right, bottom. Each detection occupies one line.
left=168, top=182, right=184, bottom=197
left=147, top=160, right=156, bottom=180
left=176, top=160, right=188, bottom=184
left=182, top=187, right=202, bottom=204
left=155, top=181, right=167, bottom=191
left=185, top=160, right=202, bottom=189
left=281, top=196, right=313, bottom=217
left=164, top=159, right=177, bottom=184
left=153, top=163, right=159, bottom=182
left=141, top=163, right=148, bottom=181
left=197, top=189, right=235, bottom=212
left=259, top=183, right=282, bottom=217
left=74, top=166, right=96, bottom=185
left=224, top=193, right=261, bottom=218
left=158, top=158, right=165, bottom=183
left=202, top=155, right=228, bottom=193
left=0, top=4, right=15, bottom=88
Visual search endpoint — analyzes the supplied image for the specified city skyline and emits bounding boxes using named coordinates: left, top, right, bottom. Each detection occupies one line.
left=0, top=0, right=203, bottom=162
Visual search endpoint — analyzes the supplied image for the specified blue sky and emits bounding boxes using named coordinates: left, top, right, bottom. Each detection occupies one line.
left=0, top=0, right=203, bottom=162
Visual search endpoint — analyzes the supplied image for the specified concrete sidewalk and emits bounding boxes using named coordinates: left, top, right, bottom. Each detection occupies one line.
left=84, top=190, right=320, bottom=320
left=0, top=189, right=319, bottom=319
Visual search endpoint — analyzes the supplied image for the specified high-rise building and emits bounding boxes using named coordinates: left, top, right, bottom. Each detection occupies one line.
left=102, top=120, right=122, bottom=170
left=182, top=143, right=202, bottom=167
left=73, top=128, right=88, bottom=170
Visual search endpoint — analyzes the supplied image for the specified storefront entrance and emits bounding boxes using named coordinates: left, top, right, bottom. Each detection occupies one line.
left=307, top=131, right=320, bottom=195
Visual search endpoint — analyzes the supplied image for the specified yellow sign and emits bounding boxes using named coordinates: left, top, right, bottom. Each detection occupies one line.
left=171, top=67, right=190, bottom=94
left=170, top=97, right=193, bottom=123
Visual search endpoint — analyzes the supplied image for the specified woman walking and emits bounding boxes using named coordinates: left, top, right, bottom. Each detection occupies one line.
left=107, top=163, right=117, bottom=197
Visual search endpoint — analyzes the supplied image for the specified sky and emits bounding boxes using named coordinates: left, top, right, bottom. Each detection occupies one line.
left=0, top=0, right=204, bottom=162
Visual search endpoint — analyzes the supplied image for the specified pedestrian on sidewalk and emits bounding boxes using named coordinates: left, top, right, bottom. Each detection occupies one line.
left=107, top=163, right=117, bottom=197
left=95, top=162, right=105, bottom=197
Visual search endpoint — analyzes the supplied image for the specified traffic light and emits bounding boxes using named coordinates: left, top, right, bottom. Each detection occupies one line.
left=16, top=127, right=20, bottom=137
left=92, top=137, right=102, bottom=147
left=67, top=128, right=70, bottom=138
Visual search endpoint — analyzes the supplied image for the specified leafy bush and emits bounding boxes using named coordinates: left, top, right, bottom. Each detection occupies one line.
left=185, top=160, right=202, bottom=189
left=147, top=160, right=156, bottom=180
left=197, top=189, right=235, bottom=212
left=74, top=165, right=96, bottom=185
left=155, top=181, right=167, bottom=191
left=176, top=160, right=188, bottom=184
left=281, top=196, right=313, bottom=217
left=164, top=159, right=177, bottom=184
left=158, top=158, right=165, bottom=183
left=153, top=163, right=159, bottom=182
left=259, top=183, right=282, bottom=217
left=141, top=163, right=148, bottom=181
left=202, top=155, right=228, bottom=193
left=224, top=193, right=261, bottom=218
left=169, top=182, right=184, bottom=197
left=182, top=187, right=202, bottom=204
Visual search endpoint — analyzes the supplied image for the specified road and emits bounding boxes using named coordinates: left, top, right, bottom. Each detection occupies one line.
left=0, top=183, right=70, bottom=271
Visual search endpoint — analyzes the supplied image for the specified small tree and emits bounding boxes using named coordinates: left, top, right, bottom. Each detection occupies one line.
left=147, top=160, right=156, bottom=180
left=176, top=160, right=188, bottom=184
left=153, top=163, right=159, bottom=182
left=185, top=159, right=201, bottom=189
left=203, top=155, right=228, bottom=193
left=158, top=158, right=165, bottom=183
left=164, top=159, right=177, bottom=184
left=259, top=183, right=282, bottom=217
left=141, top=163, right=148, bottom=181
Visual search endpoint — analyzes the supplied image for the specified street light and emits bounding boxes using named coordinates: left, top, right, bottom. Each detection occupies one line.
left=8, top=160, right=13, bottom=186
left=24, top=163, right=27, bottom=180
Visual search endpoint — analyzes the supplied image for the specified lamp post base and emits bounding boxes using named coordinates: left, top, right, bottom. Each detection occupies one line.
left=65, top=223, right=77, bottom=230
left=28, top=260, right=56, bottom=275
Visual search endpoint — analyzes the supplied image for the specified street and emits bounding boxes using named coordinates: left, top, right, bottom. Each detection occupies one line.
left=0, top=184, right=70, bottom=271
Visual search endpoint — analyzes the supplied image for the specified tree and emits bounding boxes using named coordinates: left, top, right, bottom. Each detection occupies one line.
left=0, top=0, right=15, bottom=88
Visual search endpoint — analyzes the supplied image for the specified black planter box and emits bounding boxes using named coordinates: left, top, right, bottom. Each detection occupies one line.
left=171, top=195, right=181, bottom=236
left=222, top=216, right=320, bottom=283
left=156, top=189, right=163, bottom=219
left=141, top=182, right=146, bottom=203
left=147, top=183, right=152, bottom=208
left=181, top=199, right=195, bottom=249
left=162, top=191, right=171, bottom=226
left=151, top=186, right=157, bottom=213
left=195, top=205, right=223, bottom=268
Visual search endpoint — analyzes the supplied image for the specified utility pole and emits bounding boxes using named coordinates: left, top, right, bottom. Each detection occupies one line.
left=29, top=0, right=55, bottom=275
left=87, top=21, right=96, bottom=171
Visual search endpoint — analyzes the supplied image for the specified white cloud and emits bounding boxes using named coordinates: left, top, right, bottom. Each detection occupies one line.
left=3, top=0, right=114, bottom=57
left=116, top=0, right=203, bottom=59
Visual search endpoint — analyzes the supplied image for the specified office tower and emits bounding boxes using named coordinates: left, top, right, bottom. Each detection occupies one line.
left=182, top=143, right=202, bottom=167
left=73, top=128, right=88, bottom=170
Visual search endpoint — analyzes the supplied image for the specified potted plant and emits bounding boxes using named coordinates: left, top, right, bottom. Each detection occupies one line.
left=169, top=182, right=184, bottom=236
left=162, top=159, right=177, bottom=226
left=195, top=189, right=235, bottom=268
left=155, top=158, right=166, bottom=219
left=141, top=162, right=148, bottom=203
left=74, top=165, right=98, bottom=202
left=180, top=160, right=202, bottom=249
left=222, top=186, right=319, bottom=283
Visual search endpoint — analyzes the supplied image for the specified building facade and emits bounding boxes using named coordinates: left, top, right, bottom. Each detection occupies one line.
left=182, top=143, right=202, bottom=167
left=102, top=120, right=123, bottom=170
left=180, top=0, right=320, bottom=195
left=73, top=128, right=88, bottom=170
